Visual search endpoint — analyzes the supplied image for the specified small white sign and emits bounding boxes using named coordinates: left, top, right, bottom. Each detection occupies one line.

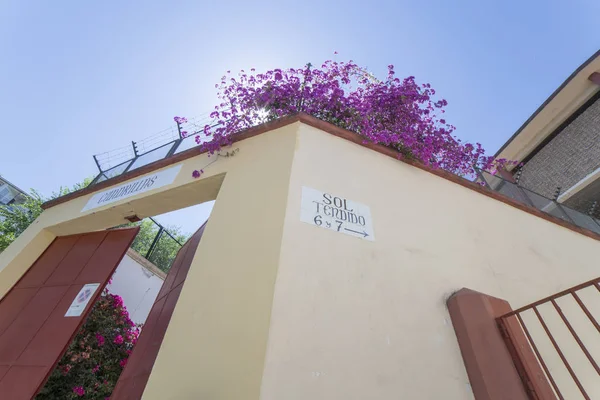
left=300, top=186, right=375, bottom=241
left=65, top=283, right=100, bottom=317
left=81, top=164, right=183, bottom=212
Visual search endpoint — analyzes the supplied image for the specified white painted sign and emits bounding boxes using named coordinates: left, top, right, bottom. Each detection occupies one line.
left=300, top=186, right=375, bottom=241
left=81, top=164, right=183, bottom=212
left=65, top=283, right=100, bottom=317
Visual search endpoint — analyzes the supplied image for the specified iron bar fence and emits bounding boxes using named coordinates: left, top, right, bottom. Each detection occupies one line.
left=128, top=217, right=184, bottom=273
left=88, top=109, right=600, bottom=231
left=90, top=116, right=222, bottom=186
left=498, top=277, right=600, bottom=399
left=90, top=115, right=600, bottom=240
left=476, top=169, right=600, bottom=235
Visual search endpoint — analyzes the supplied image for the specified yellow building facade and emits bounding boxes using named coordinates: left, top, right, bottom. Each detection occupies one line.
left=2, top=115, right=600, bottom=399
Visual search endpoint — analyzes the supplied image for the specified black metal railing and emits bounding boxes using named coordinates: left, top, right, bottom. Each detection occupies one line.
left=476, top=169, right=600, bottom=235
left=90, top=117, right=221, bottom=186
left=128, top=217, right=185, bottom=273
left=89, top=114, right=600, bottom=237
left=498, top=276, right=600, bottom=399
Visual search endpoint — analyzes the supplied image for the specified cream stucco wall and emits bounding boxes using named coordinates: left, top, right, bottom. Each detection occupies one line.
left=142, top=124, right=298, bottom=399
left=0, top=123, right=299, bottom=400
left=259, top=124, right=600, bottom=400
left=3, top=120, right=600, bottom=399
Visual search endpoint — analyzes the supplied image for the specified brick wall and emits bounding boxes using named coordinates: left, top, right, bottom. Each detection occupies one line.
left=518, top=96, right=600, bottom=199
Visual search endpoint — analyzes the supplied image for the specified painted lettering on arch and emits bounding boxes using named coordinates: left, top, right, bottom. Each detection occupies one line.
left=81, top=164, right=183, bottom=212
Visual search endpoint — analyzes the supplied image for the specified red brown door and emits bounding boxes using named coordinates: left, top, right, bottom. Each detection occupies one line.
left=0, top=227, right=139, bottom=400
left=111, top=222, right=206, bottom=399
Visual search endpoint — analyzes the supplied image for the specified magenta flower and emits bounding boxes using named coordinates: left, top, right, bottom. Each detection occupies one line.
left=73, top=386, right=85, bottom=396
left=184, top=59, right=513, bottom=176
left=112, top=295, right=124, bottom=308
left=173, top=116, right=188, bottom=124
left=192, top=169, right=203, bottom=179
left=39, top=290, right=143, bottom=398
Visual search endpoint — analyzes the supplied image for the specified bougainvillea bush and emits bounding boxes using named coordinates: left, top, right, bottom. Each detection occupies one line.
left=36, top=290, right=140, bottom=400
left=182, top=58, right=514, bottom=177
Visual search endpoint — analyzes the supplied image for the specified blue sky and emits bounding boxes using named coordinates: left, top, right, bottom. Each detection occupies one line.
left=1, top=0, right=598, bottom=234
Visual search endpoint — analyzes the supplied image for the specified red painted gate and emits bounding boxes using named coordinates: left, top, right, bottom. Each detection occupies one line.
left=0, top=227, right=139, bottom=400
left=111, top=222, right=206, bottom=399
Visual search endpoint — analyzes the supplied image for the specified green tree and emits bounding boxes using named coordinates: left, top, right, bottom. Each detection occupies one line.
left=0, top=178, right=92, bottom=252
left=0, top=178, right=93, bottom=252
left=0, top=189, right=45, bottom=251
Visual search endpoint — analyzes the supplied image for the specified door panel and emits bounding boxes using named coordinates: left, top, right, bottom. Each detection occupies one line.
left=76, top=230, right=138, bottom=283
left=16, top=236, right=79, bottom=288
left=0, top=287, right=38, bottom=335
left=44, top=233, right=107, bottom=285
left=0, top=227, right=138, bottom=400
left=0, top=365, right=48, bottom=400
left=0, top=285, right=70, bottom=364
left=18, top=286, right=89, bottom=365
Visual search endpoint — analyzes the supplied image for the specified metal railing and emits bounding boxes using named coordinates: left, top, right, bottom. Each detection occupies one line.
left=498, top=277, right=600, bottom=399
left=476, top=169, right=600, bottom=235
left=90, top=117, right=221, bottom=187
left=128, top=217, right=184, bottom=273
left=89, top=113, right=600, bottom=238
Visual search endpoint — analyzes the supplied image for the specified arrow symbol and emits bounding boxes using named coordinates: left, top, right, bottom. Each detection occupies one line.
left=344, top=227, right=369, bottom=238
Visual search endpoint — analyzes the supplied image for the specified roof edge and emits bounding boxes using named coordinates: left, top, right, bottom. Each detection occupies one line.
left=494, top=49, right=600, bottom=157
left=0, top=175, right=30, bottom=198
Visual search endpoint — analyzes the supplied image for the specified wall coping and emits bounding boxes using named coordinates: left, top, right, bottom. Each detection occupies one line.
left=42, top=113, right=600, bottom=243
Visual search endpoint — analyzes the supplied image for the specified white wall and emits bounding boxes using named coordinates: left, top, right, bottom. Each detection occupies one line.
left=106, top=250, right=165, bottom=324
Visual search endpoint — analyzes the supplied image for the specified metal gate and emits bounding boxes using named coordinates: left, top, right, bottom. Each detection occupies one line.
left=498, top=277, right=600, bottom=399
left=111, top=222, right=206, bottom=399
left=0, top=228, right=139, bottom=400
